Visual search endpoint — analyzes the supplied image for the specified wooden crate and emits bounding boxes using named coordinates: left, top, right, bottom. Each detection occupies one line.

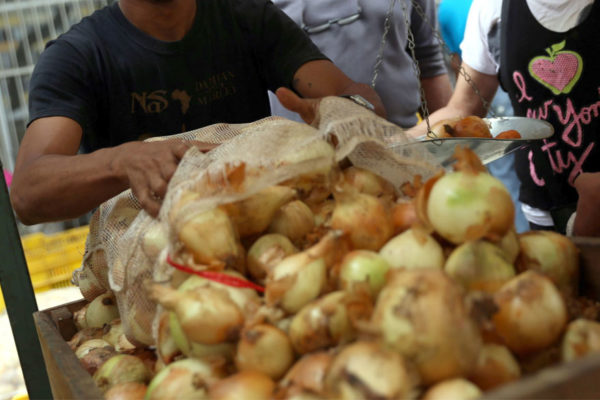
left=33, top=237, right=600, bottom=399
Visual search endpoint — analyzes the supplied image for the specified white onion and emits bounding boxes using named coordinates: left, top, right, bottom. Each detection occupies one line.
left=86, top=292, right=120, bottom=329
left=337, top=250, right=390, bottom=297
left=247, top=233, right=298, bottom=282
left=104, top=382, right=147, bottom=400
left=561, top=318, right=600, bottom=362
left=209, top=371, right=275, bottom=400
left=444, top=240, right=516, bottom=293
left=235, top=324, right=295, bottom=380
left=379, top=228, right=445, bottom=271
left=517, top=230, right=579, bottom=295
left=142, top=222, right=169, bottom=260
left=371, top=269, right=482, bottom=385
left=341, top=166, right=396, bottom=198
left=93, top=354, right=152, bottom=394
left=421, top=378, right=482, bottom=400
left=268, top=200, right=315, bottom=245
left=468, top=343, right=521, bottom=390
left=279, top=351, right=333, bottom=397
left=493, top=270, right=568, bottom=355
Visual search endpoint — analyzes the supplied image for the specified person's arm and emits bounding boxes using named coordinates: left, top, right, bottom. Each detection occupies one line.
left=572, top=172, right=600, bottom=236
left=421, top=73, right=453, bottom=113
left=406, top=62, right=499, bottom=138
left=275, top=59, right=386, bottom=124
left=10, top=116, right=213, bottom=224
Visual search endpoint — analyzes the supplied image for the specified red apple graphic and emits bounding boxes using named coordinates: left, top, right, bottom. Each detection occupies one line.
left=528, top=40, right=583, bottom=95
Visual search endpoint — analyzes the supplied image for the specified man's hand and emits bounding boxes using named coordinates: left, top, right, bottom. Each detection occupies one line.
left=275, top=87, right=320, bottom=124
left=573, top=172, right=600, bottom=237
left=113, top=139, right=217, bottom=217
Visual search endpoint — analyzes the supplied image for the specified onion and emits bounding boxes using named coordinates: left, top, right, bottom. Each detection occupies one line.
left=75, top=338, right=113, bottom=359
left=177, top=205, right=241, bottom=269
left=311, top=199, right=335, bottom=228
left=371, top=269, right=482, bottom=385
left=86, top=292, right=120, bottom=329
left=79, top=346, right=117, bottom=376
left=73, top=303, right=89, bottom=331
left=430, top=117, right=461, bottom=138
left=289, top=291, right=369, bottom=354
left=493, top=270, right=568, bottom=355
left=247, top=234, right=298, bottom=282
left=337, top=250, right=390, bottom=297
left=444, top=240, right=516, bottom=293
left=123, top=302, right=155, bottom=347
left=341, top=166, right=396, bottom=198
left=268, top=200, right=315, bottom=245
left=266, top=230, right=347, bottom=314
left=468, top=343, right=521, bottom=390
left=93, top=354, right=152, bottom=393
left=68, top=327, right=104, bottom=351
left=220, top=185, right=296, bottom=237
left=169, top=311, right=235, bottom=361
left=379, top=228, right=445, bottom=271
left=279, top=351, right=333, bottom=397
left=235, top=324, right=295, bottom=380
left=150, top=283, right=244, bottom=345
left=104, top=382, right=147, bottom=400
left=146, top=358, right=226, bottom=400
left=102, top=319, right=136, bottom=352
left=391, top=200, right=419, bottom=234
left=421, top=378, right=482, bottom=400
left=453, top=116, right=493, bottom=138
left=331, top=189, right=394, bottom=251
left=209, top=371, right=275, bottom=400
left=561, top=318, right=600, bottom=362
left=420, top=147, right=514, bottom=244
left=324, top=341, right=414, bottom=400
left=142, top=222, right=169, bottom=260
left=156, top=311, right=182, bottom=365
left=516, top=230, right=579, bottom=295
left=498, top=228, right=520, bottom=264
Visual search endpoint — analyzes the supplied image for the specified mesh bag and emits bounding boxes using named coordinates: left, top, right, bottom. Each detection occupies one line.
left=74, top=97, right=441, bottom=345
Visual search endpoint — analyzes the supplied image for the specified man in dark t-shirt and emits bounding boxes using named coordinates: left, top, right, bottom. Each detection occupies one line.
left=10, top=0, right=385, bottom=224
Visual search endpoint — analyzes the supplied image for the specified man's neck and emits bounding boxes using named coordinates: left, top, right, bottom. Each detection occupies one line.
left=118, top=0, right=197, bottom=42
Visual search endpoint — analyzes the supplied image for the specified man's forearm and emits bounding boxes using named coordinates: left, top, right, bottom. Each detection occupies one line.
left=10, top=148, right=128, bottom=225
left=339, top=82, right=387, bottom=119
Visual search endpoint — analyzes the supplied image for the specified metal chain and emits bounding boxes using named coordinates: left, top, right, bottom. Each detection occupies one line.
left=371, top=0, right=397, bottom=88
left=408, top=0, right=496, bottom=118
left=371, top=0, right=496, bottom=136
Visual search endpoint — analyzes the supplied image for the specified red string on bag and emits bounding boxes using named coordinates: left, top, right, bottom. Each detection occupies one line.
left=166, top=255, right=265, bottom=293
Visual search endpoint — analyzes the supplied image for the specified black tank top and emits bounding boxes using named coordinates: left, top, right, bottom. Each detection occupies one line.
left=499, top=0, right=600, bottom=211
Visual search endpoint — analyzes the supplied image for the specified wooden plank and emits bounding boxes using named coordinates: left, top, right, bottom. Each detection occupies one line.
left=572, top=237, right=600, bottom=301
left=33, top=306, right=103, bottom=400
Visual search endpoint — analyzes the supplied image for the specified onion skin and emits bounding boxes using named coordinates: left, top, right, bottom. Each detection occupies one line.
left=324, top=341, right=414, bottom=400
left=372, top=269, right=482, bottom=385
left=493, top=270, right=568, bottom=356
left=379, top=228, right=445, bottom=271
left=517, top=230, right=579, bottom=295
left=421, top=378, right=482, bottom=400
left=68, top=327, right=104, bottom=351
left=424, top=168, right=514, bottom=244
left=341, top=166, right=396, bottom=198
left=235, top=324, right=295, bottom=380
left=391, top=200, right=419, bottom=234
left=561, top=318, right=600, bottom=362
left=156, top=311, right=182, bottom=365
left=468, top=343, right=521, bottom=390
left=78, top=346, right=117, bottom=376
left=498, top=228, right=520, bottom=265
left=104, top=382, right=147, bottom=400
left=453, top=116, right=493, bottom=138
left=247, top=234, right=298, bottom=282
left=444, top=240, right=516, bottom=293
left=146, top=358, right=225, bottom=400
left=93, top=354, right=152, bottom=394
left=209, top=371, right=275, bottom=400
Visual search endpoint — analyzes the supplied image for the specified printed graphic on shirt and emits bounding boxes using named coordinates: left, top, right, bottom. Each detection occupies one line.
left=528, top=41, right=583, bottom=95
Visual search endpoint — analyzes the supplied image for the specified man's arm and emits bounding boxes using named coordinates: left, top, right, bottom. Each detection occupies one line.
left=275, top=59, right=387, bottom=124
left=406, top=62, right=499, bottom=138
left=421, top=73, right=453, bottom=113
left=10, top=117, right=211, bottom=224
left=573, top=172, right=600, bottom=236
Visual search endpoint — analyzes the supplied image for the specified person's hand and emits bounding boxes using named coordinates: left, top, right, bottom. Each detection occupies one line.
left=275, top=87, right=321, bottom=124
left=114, top=139, right=217, bottom=217
left=573, top=172, right=600, bottom=236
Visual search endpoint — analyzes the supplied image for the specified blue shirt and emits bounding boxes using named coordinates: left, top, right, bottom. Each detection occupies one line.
left=438, top=0, right=473, bottom=56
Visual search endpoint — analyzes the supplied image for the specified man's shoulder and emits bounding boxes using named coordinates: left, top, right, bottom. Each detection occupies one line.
left=47, top=5, right=116, bottom=52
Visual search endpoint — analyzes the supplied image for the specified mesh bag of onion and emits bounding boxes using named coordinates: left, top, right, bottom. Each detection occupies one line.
left=72, top=97, right=440, bottom=347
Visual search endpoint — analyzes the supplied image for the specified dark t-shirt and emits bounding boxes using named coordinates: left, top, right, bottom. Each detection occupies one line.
left=28, top=0, right=327, bottom=151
